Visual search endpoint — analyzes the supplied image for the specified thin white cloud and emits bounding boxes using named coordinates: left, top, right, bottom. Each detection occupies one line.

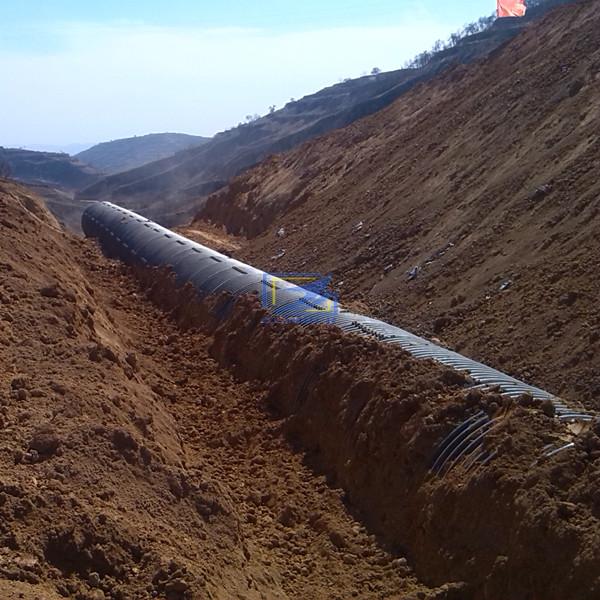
left=1, top=19, right=459, bottom=146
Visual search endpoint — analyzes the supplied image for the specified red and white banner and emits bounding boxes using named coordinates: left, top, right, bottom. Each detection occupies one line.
left=497, top=0, right=527, bottom=17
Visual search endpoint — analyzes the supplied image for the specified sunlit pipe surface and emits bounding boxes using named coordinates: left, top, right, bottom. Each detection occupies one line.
left=83, top=202, right=594, bottom=471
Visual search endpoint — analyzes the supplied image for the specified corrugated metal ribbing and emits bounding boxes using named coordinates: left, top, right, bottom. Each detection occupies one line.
left=83, top=202, right=594, bottom=473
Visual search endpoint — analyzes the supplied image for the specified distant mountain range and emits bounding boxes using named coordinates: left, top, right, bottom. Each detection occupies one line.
left=76, top=133, right=210, bottom=175
left=0, top=133, right=209, bottom=231
left=24, top=143, right=94, bottom=155
left=0, top=147, right=99, bottom=190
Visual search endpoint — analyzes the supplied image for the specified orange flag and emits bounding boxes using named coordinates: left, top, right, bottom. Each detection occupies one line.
left=497, top=0, right=527, bottom=17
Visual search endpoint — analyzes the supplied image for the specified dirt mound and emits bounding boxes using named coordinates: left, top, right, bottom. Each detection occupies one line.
left=119, top=261, right=600, bottom=600
left=5, top=171, right=599, bottom=599
left=193, top=0, right=600, bottom=410
left=212, top=299, right=600, bottom=600
left=1, top=180, right=451, bottom=598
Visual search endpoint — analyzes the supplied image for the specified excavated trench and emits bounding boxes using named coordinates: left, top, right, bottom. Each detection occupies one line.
left=83, top=201, right=600, bottom=600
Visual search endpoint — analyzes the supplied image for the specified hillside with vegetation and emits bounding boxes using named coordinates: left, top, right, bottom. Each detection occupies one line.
left=76, top=0, right=573, bottom=226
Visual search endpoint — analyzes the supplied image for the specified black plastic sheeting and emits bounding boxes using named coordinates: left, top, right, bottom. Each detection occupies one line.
left=83, top=202, right=595, bottom=473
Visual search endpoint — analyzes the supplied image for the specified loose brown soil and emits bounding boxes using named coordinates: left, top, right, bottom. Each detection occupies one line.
left=4, top=152, right=600, bottom=600
left=133, top=267, right=600, bottom=600
left=4, top=2, right=600, bottom=594
left=194, top=0, right=600, bottom=411
left=0, top=181, right=448, bottom=599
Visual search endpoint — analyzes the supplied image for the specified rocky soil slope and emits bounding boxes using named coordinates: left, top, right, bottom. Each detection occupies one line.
left=195, top=0, right=600, bottom=411
left=4, top=164, right=600, bottom=599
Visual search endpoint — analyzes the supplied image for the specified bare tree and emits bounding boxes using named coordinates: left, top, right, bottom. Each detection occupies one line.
left=0, top=160, right=11, bottom=179
left=449, top=32, right=462, bottom=47
left=371, top=67, right=382, bottom=76
left=464, top=22, right=478, bottom=35
left=401, top=0, right=561, bottom=73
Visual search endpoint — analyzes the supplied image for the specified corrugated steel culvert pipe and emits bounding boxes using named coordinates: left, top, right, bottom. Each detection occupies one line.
left=83, top=202, right=596, bottom=474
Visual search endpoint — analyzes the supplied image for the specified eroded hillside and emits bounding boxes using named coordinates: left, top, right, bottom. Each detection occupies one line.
left=195, top=0, right=600, bottom=409
left=75, top=0, right=571, bottom=228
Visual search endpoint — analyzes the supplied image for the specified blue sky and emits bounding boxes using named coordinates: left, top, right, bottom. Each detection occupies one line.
left=2, top=1, right=492, bottom=32
left=1, top=0, right=496, bottom=150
